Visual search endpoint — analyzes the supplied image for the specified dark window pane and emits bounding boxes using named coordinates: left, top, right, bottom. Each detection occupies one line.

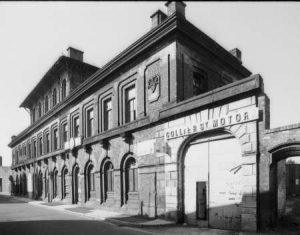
left=74, top=117, right=80, bottom=138
left=62, top=79, right=67, bottom=99
left=193, top=71, right=208, bottom=96
left=45, top=96, right=49, bottom=112
left=62, top=123, right=68, bottom=143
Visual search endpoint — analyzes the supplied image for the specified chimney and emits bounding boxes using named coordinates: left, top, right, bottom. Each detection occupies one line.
left=165, top=1, right=186, bottom=18
left=67, top=47, right=84, bottom=62
left=229, top=48, right=242, bottom=63
left=0, top=156, right=2, bottom=167
left=11, top=135, right=16, bottom=141
left=150, top=10, right=167, bottom=29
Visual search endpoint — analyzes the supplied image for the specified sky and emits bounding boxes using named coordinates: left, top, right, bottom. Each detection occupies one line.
left=1, top=1, right=300, bottom=166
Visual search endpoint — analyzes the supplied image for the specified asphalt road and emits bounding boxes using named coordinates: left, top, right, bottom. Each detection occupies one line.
left=0, top=195, right=154, bottom=235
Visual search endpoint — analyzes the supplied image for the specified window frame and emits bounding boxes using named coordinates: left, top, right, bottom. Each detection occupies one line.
left=45, top=95, right=49, bottom=113
left=51, top=124, right=59, bottom=151
left=38, top=134, right=43, bottom=156
left=192, top=68, right=208, bottom=96
left=61, top=79, right=67, bottom=100
left=124, top=85, right=136, bottom=124
left=85, top=107, right=94, bottom=138
left=103, top=97, right=112, bottom=131
left=52, top=88, right=57, bottom=107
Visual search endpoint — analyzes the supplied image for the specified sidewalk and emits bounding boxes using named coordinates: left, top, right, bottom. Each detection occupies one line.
left=9, top=196, right=296, bottom=235
left=11, top=195, right=175, bottom=226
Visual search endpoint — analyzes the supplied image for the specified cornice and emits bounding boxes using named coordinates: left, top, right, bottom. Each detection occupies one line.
left=8, top=14, right=180, bottom=148
left=9, top=13, right=252, bottom=148
left=11, top=74, right=262, bottom=168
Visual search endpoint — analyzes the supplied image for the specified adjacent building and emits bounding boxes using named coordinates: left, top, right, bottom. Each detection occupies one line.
left=8, top=2, right=300, bottom=232
left=0, top=156, right=12, bottom=194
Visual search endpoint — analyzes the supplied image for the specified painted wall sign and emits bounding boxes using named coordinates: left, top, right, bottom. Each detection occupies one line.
left=164, top=107, right=259, bottom=140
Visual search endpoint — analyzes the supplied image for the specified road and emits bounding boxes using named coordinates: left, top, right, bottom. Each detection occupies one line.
left=0, top=195, right=154, bottom=235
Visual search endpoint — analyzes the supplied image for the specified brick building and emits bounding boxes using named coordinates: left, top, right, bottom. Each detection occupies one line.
left=8, top=1, right=300, bottom=232
left=0, top=156, right=12, bottom=194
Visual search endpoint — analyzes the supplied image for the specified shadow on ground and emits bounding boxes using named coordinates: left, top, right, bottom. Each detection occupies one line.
left=274, top=196, right=300, bottom=234
left=0, top=220, right=147, bottom=235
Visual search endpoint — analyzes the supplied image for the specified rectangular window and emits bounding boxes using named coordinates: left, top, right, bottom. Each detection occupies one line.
left=125, top=86, right=136, bottom=123
left=23, top=146, right=26, bottom=157
left=0, top=178, right=2, bottom=192
left=62, top=123, right=68, bottom=143
left=53, top=129, right=58, bottom=150
left=74, top=116, right=80, bottom=138
left=103, top=98, right=112, bottom=131
left=32, top=108, right=35, bottom=123
left=33, top=140, right=37, bottom=158
left=39, top=137, right=43, bottom=156
left=46, top=133, right=50, bottom=153
left=86, top=109, right=94, bottom=138
left=28, top=143, right=31, bottom=158
left=193, top=71, right=208, bottom=96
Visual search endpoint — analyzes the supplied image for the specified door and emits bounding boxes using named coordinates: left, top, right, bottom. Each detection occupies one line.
left=73, top=167, right=79, bottom=204
left=184, top=137, right=242, bottom=230
left=184, top=141, right=209, bottom=226
left=209, top=138, right=242, bottom=230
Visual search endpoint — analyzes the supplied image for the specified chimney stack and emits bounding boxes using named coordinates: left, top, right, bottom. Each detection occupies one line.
left=150, top=10, right=167, bottom=29
left=229, top=48, right=242, bottom=63
left=0, top=156, right=2, bottom=167
left=67, top=47, right=84, bottom=62
left=165, top=1, right=186, bottom=18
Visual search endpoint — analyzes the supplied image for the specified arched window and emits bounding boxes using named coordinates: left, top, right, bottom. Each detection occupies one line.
left=125, top=158, right=138, bottom=193
left=38, top=171, right=43, bottom=199
left=61, top=79, right=67, bottom=99
left=62, top=167, right=68, bottom=199
left=85, top=162, right=95, bottom=202
left=72, top=165, right=80, bottom=204
left=122, top=155, right=138, bottom=204
left=38, top=102, right=42, bottom=118
left=102, top=161, right=114, bottom=201
left=52, top=88, right=57, bottom=106
left=53, top=169, right=58, bottom=198
left=45, top=96, right=49, bottom=113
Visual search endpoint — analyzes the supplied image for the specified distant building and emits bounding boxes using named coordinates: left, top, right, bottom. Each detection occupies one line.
left=8, top=1, right=300, bottom=232
left=0, top=156, right=11, bottom=194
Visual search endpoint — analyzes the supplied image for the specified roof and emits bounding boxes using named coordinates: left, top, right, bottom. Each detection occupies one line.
left=9, top=12, right=251, bottom=148
left=20, top=56, right=99, bottom=108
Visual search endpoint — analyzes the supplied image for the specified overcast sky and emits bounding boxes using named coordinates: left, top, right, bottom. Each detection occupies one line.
left=1, top=1, right=300, bottom=166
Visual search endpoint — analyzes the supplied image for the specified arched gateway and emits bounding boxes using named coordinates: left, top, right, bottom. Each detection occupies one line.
left=178, top=131, right=243, bottom=230
left=269, top=142, right=300, bottom=226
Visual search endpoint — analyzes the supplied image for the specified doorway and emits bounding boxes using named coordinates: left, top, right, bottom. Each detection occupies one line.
left=72, top=165, right=80, bottom=204
left=182, top=134, right=242, bottom=230
left=269, top=143, right=300, bottom=228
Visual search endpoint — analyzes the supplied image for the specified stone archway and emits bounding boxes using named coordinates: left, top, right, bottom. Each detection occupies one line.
left=177, top=130, right=244, bottom=230
left=269, top=142, right=300, bottom=226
